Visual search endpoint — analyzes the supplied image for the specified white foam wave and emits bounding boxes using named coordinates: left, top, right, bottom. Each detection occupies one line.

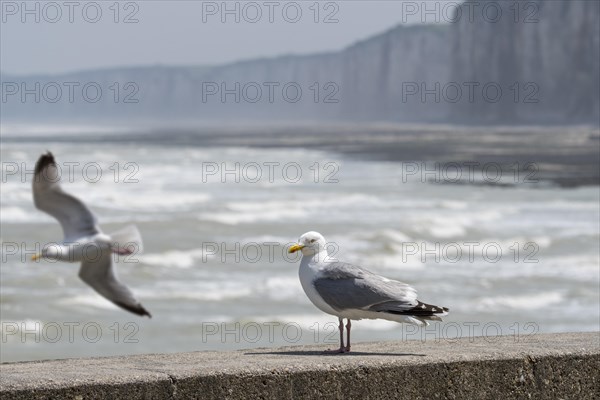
left=477, top=292, right=564, bottom=311
left=0, top=207, right=32, bottom=223
left=261, top=276, right=305, bottom=301
left=198, top=194, right=382, bottom=225
left=0, top=319, right=44, bottom=335
left=0, top=123, right=133, bottom=137
left=198, top=208, right=306, bottom=225
left=59, top=294, right=120, bottom=310
left=140, top=282, right=252, bottom=302
left=239, top=235, right=294, bottom=245
left=95, top=192, right=212, bottom=212
left=249, top=314, right=400, bottom=331
left=140, top=249, right=211, bottom=269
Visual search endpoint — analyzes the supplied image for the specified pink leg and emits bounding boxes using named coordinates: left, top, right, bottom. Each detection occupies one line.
left=324, top=318, right=346, bottom=354
left=345, top=319, right=351, bottom=353
left=112, top=247, right=133, bottom=255
left=338, top=318, right=345, bottom=352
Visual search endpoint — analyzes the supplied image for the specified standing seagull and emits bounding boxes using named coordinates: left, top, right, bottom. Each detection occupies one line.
left=31, top=152, right=151, bottom=317
left=289, top=231, right=448, bottom=353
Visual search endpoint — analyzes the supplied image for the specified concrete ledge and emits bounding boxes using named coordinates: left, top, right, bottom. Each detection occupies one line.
left=1, top=332, right=598, bottom=399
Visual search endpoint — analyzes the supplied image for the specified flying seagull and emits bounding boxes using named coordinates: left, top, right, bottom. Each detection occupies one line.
left=31, top=152, right=151, bottom=317
left=289, top=231, right=448, bottom=353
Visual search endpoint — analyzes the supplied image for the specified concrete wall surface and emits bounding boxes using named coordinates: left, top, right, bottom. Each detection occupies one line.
left=1, top=332, right=598, bottom=399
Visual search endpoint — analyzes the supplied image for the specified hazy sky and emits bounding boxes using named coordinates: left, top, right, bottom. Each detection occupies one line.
left=0, top=1, right=456, bottom=75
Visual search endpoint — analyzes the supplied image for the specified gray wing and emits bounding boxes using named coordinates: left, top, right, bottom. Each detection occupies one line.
left=313, top=262, right=419, bottom=313
left=33, top=152, right=100, bottom=241
left=78, top=247, right=151, bottom=317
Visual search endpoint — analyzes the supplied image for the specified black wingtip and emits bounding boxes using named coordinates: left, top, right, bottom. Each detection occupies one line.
left=387, top=301, right=449, bottom=316
left=138, top=303, right=152, bottom=318
left=137, top=304, right=152, bottom=318
left=35, top=151, right=55, bottom=175
left=115, top=301, right=152, bottom=318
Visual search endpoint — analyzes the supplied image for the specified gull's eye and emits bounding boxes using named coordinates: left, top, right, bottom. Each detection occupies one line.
left=310, top=239, right=316, bottom=243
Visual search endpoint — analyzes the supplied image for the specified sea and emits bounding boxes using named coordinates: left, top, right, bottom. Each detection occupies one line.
left=1, top=124, right=598, bottom=362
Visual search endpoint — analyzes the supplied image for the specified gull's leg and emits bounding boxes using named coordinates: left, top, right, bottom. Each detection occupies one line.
left=344, top=319, right=351, bottom=353
left=338, top=317, right=345, bottom=352
left=324, top=317, right=346, bottom=354
left=112, top=247, right=133, bottom=255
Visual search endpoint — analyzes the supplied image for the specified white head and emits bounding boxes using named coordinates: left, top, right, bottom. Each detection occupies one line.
left=31, top=244, right=62, bottom=262
left=288, top=231, right=328, bottom=257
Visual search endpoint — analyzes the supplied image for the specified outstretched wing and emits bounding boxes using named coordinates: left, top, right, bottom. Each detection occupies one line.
left=32, top=152, right=100, bottom=241
left=78, top=248, right=151, bottom=318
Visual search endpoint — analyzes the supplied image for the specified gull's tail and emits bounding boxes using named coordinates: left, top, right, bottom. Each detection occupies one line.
left=109, top=225, right=144, bottom=255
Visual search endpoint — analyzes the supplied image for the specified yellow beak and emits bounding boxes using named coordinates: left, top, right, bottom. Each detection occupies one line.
left=31, top=254, right=41, bottom=261
left=288, top=244, right=305, bottom=254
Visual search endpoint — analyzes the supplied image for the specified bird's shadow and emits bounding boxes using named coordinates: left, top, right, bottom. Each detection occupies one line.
left=244, top=350, right=426, bottom=357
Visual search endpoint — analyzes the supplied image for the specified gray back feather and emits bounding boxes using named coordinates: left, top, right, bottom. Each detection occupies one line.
left=313, top=262, right=418, bottom=312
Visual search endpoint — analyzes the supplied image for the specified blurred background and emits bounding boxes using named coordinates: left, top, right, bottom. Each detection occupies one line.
left=1, top=0, right=598, bottom=362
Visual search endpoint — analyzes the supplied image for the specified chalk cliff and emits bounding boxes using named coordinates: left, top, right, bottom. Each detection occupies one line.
left=2, top=1, right=598, bottom=124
